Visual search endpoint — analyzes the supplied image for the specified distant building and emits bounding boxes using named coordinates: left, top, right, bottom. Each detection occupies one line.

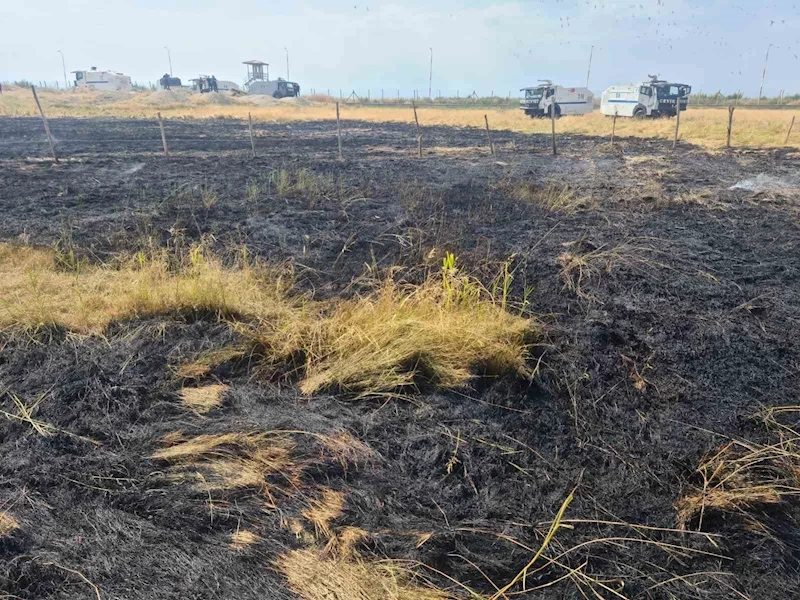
left=72, top=67, right=132, bottom=91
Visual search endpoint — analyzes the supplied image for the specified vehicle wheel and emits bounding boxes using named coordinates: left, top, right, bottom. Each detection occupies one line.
left=273, top=92, right=282, bottom=99
left=633, top=107, right=646, bottom=120
left=548, top=105, right=561, bottom=119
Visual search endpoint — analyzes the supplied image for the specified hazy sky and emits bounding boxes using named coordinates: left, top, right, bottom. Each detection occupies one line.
left=2, top=0, right=799, bottom=96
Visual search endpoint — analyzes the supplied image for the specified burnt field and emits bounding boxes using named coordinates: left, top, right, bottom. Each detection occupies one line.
left=1, top=116, right=800, bottom=600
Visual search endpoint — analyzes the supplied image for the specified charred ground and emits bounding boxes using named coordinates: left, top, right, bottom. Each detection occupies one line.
left=1, top=117, right=799, bottom=599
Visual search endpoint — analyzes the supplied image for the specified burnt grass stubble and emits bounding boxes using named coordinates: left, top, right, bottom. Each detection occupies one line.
left=1, top=117, right=799, bottom=599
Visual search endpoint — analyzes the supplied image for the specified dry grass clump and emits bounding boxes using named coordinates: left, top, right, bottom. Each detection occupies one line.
left=0, top=243, right=295, bottom=334
left=151, top=430, right=371, bottom=500
left=289, top=277, right=533, bottom=396
left=0, top=512, right=19, bottom=536
left=277, top=549, right=452, bottom=600
left=504, top=181, right=591, bottom=214
left=179, top=384, right=230, bottom=414
left=1, top=244, right=534, bottom=396
left=175, top=347, right=246, bottom=380
left=302, top=489, right=347, bottom=538
left=676, top=406, right=800, bottom=531
left=230, top=529, right=261, bottom=550
left=151, top=432, right=300, bottom=495
left=557, top=238, right=662, bottom=300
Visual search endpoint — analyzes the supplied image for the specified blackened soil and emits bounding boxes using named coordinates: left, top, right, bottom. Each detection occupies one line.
left=1, top=117, right=800, bottom=599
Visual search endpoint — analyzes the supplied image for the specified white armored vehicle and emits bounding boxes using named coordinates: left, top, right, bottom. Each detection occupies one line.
left=601, top=76, right=691, bottom=118
left=73, top=67, right=132, bottom=91
left=520, top=81, right=593, bottom=118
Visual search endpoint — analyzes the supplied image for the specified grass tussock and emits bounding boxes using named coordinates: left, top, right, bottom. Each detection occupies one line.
left=504, top=181, right=592, bottom=214
left=0, top=243, right=294, bottom=334
left=0, top=512, right=19, bottom=536
left=277, top=549, right=452, bottom=600
left=289, top=276, right=533, bottom=396
left=179, top=384, right=230, bottom=414
left=676, top=406, right=800, bottom=531
left=1, top=243, right=534, bottom=396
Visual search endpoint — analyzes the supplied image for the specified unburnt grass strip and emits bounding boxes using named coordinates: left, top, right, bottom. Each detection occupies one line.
left=1, top=243, right=536, bottom=397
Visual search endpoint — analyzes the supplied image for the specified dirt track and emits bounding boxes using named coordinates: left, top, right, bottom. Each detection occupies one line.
left=1, top=117, right=800, bottom=599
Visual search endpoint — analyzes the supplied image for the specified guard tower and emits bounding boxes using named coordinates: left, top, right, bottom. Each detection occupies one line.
left=243, top=60, right=269, bottom=86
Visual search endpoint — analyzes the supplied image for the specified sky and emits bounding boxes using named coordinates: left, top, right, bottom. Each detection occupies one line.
left=1, top=0, right=799, bottom=97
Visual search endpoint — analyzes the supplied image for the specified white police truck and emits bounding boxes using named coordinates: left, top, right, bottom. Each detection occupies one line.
left=520, top=81, right=593, bottom=118
left=601, top=76, right=691, bottom=119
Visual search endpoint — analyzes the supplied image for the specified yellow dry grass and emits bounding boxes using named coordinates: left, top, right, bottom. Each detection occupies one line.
left=0, top=243, right=534, bottom=396
left=179, top=384, right=230, bottom=414
left=230, top=529, right=260, bottom=550
left=302, top=489, right=346, bottom=538
left=290, top=279, right=533, bottom=395
left=0, top=243, right=295, bottom=334
left=0, top=512, right=19, bottom=536
left=2, top=87, right=798, bottom=149
left=277, top=549, right=452, bottom=600
left=151, top=431, right=300, bottom=494
left=502, top=181, right=591, bottom=214
left=676, top=407, right=800, bottom=531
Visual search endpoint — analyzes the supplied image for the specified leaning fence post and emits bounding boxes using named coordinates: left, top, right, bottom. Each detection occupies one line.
left=157, top=112, right=169, bottom=157
left=550, top=100, right=557, bottom=156
left=484, top=114, right=495, bottom=155
left=672, top=97, right=681, bottom=151
left=785, top=116, right=795, bottom=145
left=412, top=100, right=422, bottom=158
left=336, top=102, right=343, bottom=160
left=248, top=113, right=257, bottom=158
left=31, top=85, right=58, bottom=163
left=726, top=106, right=735, bottom=148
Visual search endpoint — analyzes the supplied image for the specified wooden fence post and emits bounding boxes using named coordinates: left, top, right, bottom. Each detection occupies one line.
left=672, top=98, right=681, bottom=151
left=336, top=102, right=343, bottom=160
left=484, top=114, right=495, bottom=155
left=550, top=100, right=557, bottom=156
left=248, top=112, right=256, bottom=158
left=611, top=110, right=618, bottom=146
left=726, top=106, right=735, bottom=148
left=785, top=115, right=795, bottom=145
left=157, top=112, right=169, bottom=157
left=30, top=85, right=58, bottom=163
left=412, top=101, right=422, bottom=158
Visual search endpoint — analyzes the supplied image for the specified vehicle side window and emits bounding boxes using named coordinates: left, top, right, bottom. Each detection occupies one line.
left=76, top=72, right=84, bottom=80
left=640, top=86, right=651, bottom=96
left=546, top=88, right=554, bottom=98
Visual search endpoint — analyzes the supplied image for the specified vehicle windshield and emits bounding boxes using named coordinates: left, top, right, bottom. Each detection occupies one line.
left=525, top=88, right=544, bottom=99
